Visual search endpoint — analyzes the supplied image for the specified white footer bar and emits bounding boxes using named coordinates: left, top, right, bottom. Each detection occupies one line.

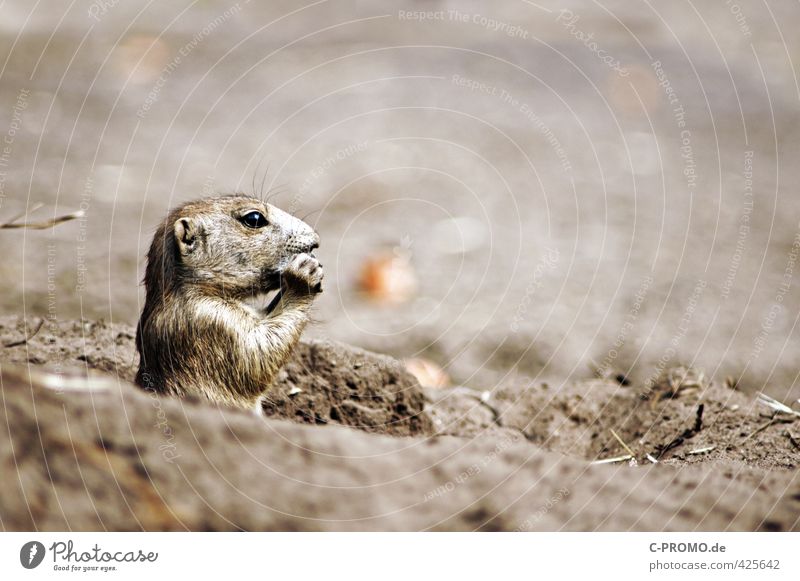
left=1, top=532, right=797, bottom=579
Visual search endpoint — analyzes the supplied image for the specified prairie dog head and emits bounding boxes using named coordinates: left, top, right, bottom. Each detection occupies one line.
left=146, top=195, right=319, bottom=300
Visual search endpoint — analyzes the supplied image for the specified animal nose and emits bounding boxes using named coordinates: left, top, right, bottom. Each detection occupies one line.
left=305, top=232, right=320, bottom=253
left=290, top=233, right=319, bottom=255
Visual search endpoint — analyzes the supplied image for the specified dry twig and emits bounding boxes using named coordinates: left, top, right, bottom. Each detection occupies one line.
left=757, top=393, right=800, bottom=418
left=741, top=415, right=795, bottom=444
left=1, top=207, right=84, bottom=230
left=653, top=404, right=704, bottom=459
left=610, top=428, right=636, bottom=458
left=3, top=318, right=44, bottom=348
left=687, top=445, right=716, bottom=455
left=591, top=454, right=633, bottom=465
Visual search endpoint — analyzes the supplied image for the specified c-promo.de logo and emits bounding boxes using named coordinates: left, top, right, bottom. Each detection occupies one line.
left=20, top=541, right=46, bottom=569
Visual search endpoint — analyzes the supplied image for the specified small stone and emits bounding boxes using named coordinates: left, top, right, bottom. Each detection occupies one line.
left=357, top=251, right=417, bottom=304
left=404, top=358, right=449, bottom=389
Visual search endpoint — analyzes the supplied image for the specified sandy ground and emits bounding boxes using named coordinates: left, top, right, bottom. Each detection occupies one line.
left=1, top=0, right=800, bottom=530
left=1, top=316, right=799, bottom=531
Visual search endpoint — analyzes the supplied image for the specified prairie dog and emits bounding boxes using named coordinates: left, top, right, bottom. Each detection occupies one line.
left=135, top=195, right=323, bottom=410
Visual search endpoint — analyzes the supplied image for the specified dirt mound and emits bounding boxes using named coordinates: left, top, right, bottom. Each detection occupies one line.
left=0, top=364, right=798, bottom=531
left=0, top=316, right=431, bottom=437
left=263, top=339, right=431, bottom=436
left=1, top=318, right=799, bottom=531
left=0, top=317, right=137, bottom=380
left=425, top=373, right=800, bottom=470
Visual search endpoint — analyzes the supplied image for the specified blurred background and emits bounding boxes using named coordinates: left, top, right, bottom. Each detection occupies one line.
left=1, top=0, right=799, bottom=399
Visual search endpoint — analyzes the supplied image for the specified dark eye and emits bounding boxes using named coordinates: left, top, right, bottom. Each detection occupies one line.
left=240, top=211, right=268, bottom=229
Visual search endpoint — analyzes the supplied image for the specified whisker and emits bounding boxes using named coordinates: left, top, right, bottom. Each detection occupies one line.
left=265, top=183, right=289, bottom=205
left=251, top=157, right=261, bottom=200
left=300, top=208, right=321, bottom=221
left=259, top=161, right=271, bottom=203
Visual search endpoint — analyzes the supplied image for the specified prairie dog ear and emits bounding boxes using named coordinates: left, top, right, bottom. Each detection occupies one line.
left=173, top=217, right=200, bottom=256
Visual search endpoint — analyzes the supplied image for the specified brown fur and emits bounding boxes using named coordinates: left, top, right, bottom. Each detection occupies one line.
left=135, top=195, right=323, bottom=410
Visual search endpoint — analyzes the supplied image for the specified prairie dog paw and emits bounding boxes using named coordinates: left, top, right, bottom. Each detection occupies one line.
left=283, top=253, right=324, bottom=294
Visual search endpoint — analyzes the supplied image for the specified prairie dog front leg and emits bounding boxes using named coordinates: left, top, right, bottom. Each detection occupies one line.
left=247, top=254, right=324, bottom=414
left=266, top=253, right=324, bottom=316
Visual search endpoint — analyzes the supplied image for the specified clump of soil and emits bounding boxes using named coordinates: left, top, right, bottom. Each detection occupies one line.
left=263, top=339, right=432, bottom=436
